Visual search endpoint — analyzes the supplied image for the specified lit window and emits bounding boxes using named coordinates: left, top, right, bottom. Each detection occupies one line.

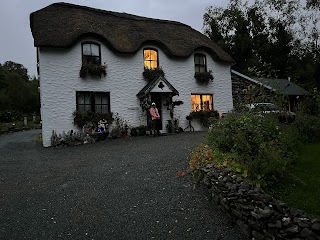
left=76, top=92, right=110, bottom=113
left=194, top=53, right=207, bottom=73
left=144, top=49, right=158, bottom=69
left=82, top=42, right=101, bottom=64
left=191, top=94, right=213, bottom=111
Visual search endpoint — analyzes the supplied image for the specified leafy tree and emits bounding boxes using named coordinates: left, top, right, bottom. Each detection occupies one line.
left=0, top=61, right=39, bottom=120
left=203, top=0, right=320, bottom=90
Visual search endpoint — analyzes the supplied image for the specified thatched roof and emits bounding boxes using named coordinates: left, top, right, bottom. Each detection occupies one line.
left=30, top=2, right=234, bottom=63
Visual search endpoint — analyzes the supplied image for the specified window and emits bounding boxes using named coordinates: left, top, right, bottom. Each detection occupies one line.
left=194, top=53, right=207, bottom=73
left=143, top=49, right=158, bottom=69
left=191, top=94, right=213, bottom=111
left=76, top=92, right=110, bottom=113
left=82, top=42, right=101, bottom=64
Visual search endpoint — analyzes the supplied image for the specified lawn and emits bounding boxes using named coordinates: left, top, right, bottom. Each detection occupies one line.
left=272, top=144, right=320, bottom=219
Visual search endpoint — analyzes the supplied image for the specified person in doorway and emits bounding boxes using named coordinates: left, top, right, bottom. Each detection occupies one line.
left=150, top=102, right=161, bottom=136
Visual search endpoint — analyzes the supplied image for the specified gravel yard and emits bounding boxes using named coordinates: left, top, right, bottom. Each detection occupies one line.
left=0, top=130, right=246, bottom=239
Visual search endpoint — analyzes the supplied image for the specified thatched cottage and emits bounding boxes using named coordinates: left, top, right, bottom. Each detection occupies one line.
left=30, top=2, right=234, bottom=146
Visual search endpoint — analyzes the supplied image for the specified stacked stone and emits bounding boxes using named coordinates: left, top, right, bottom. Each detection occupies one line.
left=202, top=167, right=320, bottom=240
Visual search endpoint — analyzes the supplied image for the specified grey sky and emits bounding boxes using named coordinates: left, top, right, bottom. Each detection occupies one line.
left=0, top=0, right=230, bottom=77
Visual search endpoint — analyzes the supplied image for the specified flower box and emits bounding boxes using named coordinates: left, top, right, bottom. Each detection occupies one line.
left=194, top=71, right=214, bottom=83
left=80, top=62, right=107, bottom=79
left=143, top=67, right=164, bottom=81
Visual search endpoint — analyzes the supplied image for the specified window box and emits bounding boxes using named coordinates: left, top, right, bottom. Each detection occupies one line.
left=189, top=110, right=219, bottom=127
left=143, top=67, right=164, bottom=81
left=194, top=71, right=214, bottom=83
left=80, top=62, right=107, bottom=79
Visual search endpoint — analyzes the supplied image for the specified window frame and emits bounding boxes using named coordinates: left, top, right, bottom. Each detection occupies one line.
left=191, top=93, right=213, bottom=111
left=81, top=41, right=102, bottom=65
left=143, top=48, right=159, bottom=69
left=76, top=91, right=110, bottom=113
left=194, top=53, right=207, bottom=73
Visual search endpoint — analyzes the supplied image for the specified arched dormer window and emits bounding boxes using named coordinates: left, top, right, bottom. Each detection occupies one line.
left=194, top=53, right=207, bottom=73
left=143, top=49, right=158, bottom=69
left=82, top=42, right=101, bottom=65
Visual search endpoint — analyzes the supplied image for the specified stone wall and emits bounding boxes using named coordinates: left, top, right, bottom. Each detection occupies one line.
left=202, top=167, right=320, bottom=240
left=231, top=74, right=273, bottom=106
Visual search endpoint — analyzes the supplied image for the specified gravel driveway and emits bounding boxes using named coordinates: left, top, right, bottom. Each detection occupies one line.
left=0, top=130, right=246, bottom=239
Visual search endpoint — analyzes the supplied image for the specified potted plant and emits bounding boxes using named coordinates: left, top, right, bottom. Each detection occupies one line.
left=130, top=127, right=138, bottom=137
left=194, top=70, right=214, bottom=84
left=110, top=127, right=120, bottom=139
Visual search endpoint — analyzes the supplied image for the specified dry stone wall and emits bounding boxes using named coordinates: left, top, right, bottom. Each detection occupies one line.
left=202, top=167, right=320, bottom=240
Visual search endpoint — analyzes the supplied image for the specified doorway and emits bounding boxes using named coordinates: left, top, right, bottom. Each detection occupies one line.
left=148, top=93, right=162, bottom=130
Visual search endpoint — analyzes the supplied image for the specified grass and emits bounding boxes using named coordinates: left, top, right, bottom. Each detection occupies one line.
left=272, top=144, right=320, bottom=219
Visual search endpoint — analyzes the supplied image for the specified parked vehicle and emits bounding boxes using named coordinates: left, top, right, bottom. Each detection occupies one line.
left=247, top=103, right=295, bottom=123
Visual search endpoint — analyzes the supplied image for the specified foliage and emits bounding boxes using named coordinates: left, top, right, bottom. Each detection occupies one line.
left=203, top=0, right=320, bottom=90
left=73, top=111, right=113, bottom=128
left=297, top=89, right=320, bottom=116
left=51, top=130, right=94, bottom=147
left=194, top=71, right=214, bottom=83
left=137, top=125, right=147, bottom=136
left=130, top=127, right=138, bottom=136
left=206, top=112, right=300, bottom=187
left=292, top=114, right=320, bottom=144
left=189, top=110, right=220, bottom=127
left=189, top=144, right=231, bottom=182
left=80, top=62, right=107, bottom=79
left=142, top=67, right=164, bottom=81
left=113, top=113, right=129, bottom=132
left=140, top=96, right=151, bottom=112
left=0, top=61, right=40, bottom=117
left=110, top=127, right=120, bottom=138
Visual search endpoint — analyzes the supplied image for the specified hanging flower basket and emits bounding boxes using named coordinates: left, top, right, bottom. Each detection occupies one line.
left=194, top=70, right=214, bottom=84
left=80, top=62, right=107, bottom=79
left=142, top=67, right=165, bottom=81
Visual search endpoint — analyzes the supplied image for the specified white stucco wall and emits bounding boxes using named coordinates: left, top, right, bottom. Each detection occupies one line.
left=39, top=38, right=233, bottom=146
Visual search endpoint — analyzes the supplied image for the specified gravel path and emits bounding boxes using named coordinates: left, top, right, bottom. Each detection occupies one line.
left=0, top=130, right=246, bottom=239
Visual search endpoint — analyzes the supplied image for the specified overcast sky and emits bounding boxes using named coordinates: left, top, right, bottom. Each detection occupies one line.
left=0, top=0, right=231, bottom=77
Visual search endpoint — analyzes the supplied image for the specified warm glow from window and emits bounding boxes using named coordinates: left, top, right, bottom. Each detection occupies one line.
left=191, top=94, right=213, bottom=111
left=144, top=49, right=158, bottom=69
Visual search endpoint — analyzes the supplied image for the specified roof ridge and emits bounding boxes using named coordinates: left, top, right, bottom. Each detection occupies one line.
left=52, top=2, right=187, bottom=27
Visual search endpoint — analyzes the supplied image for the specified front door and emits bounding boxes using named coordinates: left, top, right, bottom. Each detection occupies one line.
left=148, top=93, right=162, bottom=130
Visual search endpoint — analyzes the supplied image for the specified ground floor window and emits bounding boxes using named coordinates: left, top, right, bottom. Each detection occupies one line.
left=191, top=94, right=213, bottom=111
left=76, top=91, right=110, bottom=113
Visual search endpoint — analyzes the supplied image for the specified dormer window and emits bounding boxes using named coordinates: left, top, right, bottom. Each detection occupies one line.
left=144, top=49, right=158, bottom=69
left=194, top=53, right=207, bottom=73
left=82, top=42, right=101, bottom=64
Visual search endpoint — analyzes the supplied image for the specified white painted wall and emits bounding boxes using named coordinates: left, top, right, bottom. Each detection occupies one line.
left=39, top=38, right=233, bottom=146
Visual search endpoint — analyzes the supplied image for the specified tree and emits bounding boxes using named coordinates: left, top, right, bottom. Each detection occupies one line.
left=203, top=0, right=320, bottom=90
left=0, top=61, right=39, bottom=119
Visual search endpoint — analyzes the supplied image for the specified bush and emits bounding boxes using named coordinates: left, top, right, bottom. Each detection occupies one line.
left=189, top=144, right=231, bottom=182
left=292, top=114, right=320, bottom=143
left=206, top=112, right=300, bottom=187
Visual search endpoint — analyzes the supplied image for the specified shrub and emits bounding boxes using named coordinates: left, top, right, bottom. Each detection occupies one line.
left=137, top=125, right=147, bottom=136
left=189, top=144, right=231, bottom=182
left=206, top=112, right=300, bottom=187
left=293, top=114, right=320, bottom=143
